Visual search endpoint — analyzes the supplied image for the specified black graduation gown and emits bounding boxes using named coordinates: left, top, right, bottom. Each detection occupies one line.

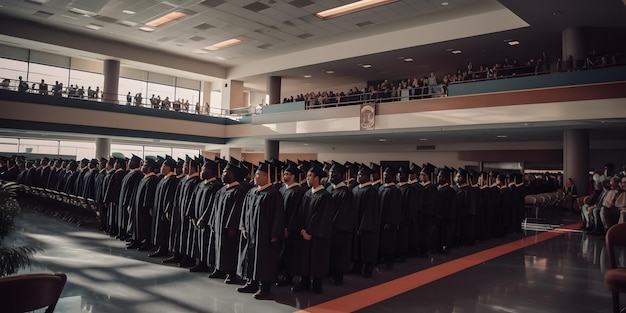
left=288, top=186, right=333, bottom=278
left=436, top=184, right=457, bottom=248
left=63, top=170, right=80, bottom=195
left=39, top=165, right=51, bottom=188
left=210, top=182, right=246, bottom=273
left=352, top=183, right=380, bottom=263
left=419, top=182, right=438, bottom=249
left=74, top=167, right=88, bottom=196
left=53, top=168, right=67, bottom=191
left=378, top=183, right=401, bottom=256
left=407, top=181, right=423, bottom=254
left=117, top=169, right=144, bottom=236
left=456, top=185, right=477, bottom=245
left=237, top=184, right=285, bottom=282
left=327, top=183, right=355, bottom=274
left=81, top=168, right=98, bottom=199
left=131, top=173, right=160, bottom=242
left=104, top=169, right=127, bottom=231
left=177, top=175, right=202, bottom=255
left=188, top=178, right=222, bottom=262
left=279, top=183, right=304, bottom=273
left=151, top=174, right=179, bottom=247
left=499, top=185, right=513, bottom=234
left=396, top=182, right=412, bottom=258
left=487, top=185, right=502, bottom=238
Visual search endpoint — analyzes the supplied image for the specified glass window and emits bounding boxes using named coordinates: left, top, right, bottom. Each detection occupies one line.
left=0, top=58, right=29, bottom=90
left=59, top=141, right=95, bottom=160
left=174, top=86, right=200, bottom=114
left=27, top=63, right=69, bottom=95
left=118, top=77, right=147, bottom=106
left=18, top=139, right=59, bottom=154
left=0, top=137, right=19, bottom=153
left=111, top=144, right=143, bottom=159
left=147, top=82, right=175, bottom=110
left=69, top=70, right=104, bottom=100
left=172, top=148, right=200, bottom=160
left=144, top=146, right=172, bottom=160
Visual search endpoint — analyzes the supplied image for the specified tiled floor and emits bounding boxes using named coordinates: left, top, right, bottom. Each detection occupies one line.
left=8, top=209, right=617, bottom=313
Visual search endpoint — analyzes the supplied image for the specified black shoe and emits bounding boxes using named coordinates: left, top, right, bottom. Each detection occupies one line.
left=148, top=249, right=168, bottom=257
left=126, top=242, right=141, bottom=249
left=237, top=282, right=259, bottom=293
left=291, top=282, right=310, bottom=293
left=224, top=274, right=238, bottom=284
left=189, top=263, right=210, bottom=273
left=208, top=270, right=226, bottom=279
left=162, top=255, right=182, bottom=264
left=253, top=289, right=271, bottom=300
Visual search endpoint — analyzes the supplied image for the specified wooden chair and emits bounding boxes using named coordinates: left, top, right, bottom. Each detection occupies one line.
left=605, top=223, right=626, bottom=313
left=0, top=273, right=67, bottom=313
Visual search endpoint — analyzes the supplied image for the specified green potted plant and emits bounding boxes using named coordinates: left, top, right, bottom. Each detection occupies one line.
left=0, top=181, right=41, bottom=276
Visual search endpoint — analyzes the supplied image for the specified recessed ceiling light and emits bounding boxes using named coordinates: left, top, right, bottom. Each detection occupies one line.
left=403, top=58, right=414, bottom=62
left=362, top=64, right=372, bottom=68
left=303, top=143, right=309, bottom=146
left=446, top=48, right=453, bottom=51
left=146, top=11, right=187, bottom=27
left=316, top=0, right=398, bottom=19
left=496, top=135, right=508, bottom=138
left=304, top=75, right=312, bottom=78
left=202, top=46, right=219, bottom=51
left=441, top=2, right=449, bottom=5
left=122, top=10, right=135, bottom=15
left=85, top=24, right=102, bottom=30
left=215, top=56, right=226, bottom=60
left=139, top=27, right=154, bottom=32
left=192, top=49, right=209, bottom=54
left=378, top=138, right=387, bottom=142
left=451, top=50, right=462, bottom=54
left=326, top=70, right=335, bottom=74
left=507, top=40, right=520, bottom=46
left=206, top=38, right=241, bottom=50
left=419, top=138, right=428, bottom=141
left=119, top=20, right=138, bottom=27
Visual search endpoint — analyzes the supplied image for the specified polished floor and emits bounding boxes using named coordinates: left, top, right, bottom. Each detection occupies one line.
left=9, top=209, right=618, bottom=313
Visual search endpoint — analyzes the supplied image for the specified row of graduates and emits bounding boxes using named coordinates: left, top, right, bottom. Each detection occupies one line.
left=0, top=156, right=105, bottom=200
left=7, top=152, right=528, bottom=300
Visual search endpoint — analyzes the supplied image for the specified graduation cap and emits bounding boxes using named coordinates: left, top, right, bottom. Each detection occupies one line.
left=107, top=157, right=116, bottom=166
left=156, top=156, right=165, bottom=167
left=131, top=154, right=142, bottom=164
left=420, top=163, right=435, bottom=175
left=345, top=162, right=359, bottom=179
left=189, top=156, right=201, bottom=169
left=89, top=158, right=99, bottom=166
left=358, top=163, right=372, bottom=176
left=308, top=165, right=327, bottom=179
left=284, top=161, right=302, bottom=175
left=229, top=157, right=241, bottom=167
left=224, top=161, right=246, bottom=181
left=99, top=157, right=108, bottom=163
left=322, top=161, right=332, bottom=172
left=311, top=160, right=323, bottom=170
left=216, top=157, right=228, bottom=175
left=409, top=163, right=421, bottom=174
left=297, top=160, right=311, bottom=175
left=68, top=160, right=79, bottom=170
left=330, top=161, right=347, bottom=175
left=398, top=166, right=410, bottom=176
left=176, top=158, right=185, bottom=171
left=384, top=166, right=398, bottom=176
left=144, top=157, right=157, bottom=168
left=163, top=157, right=177, bottom=169
left=203, top=158, right=218, bottom=172
left=80, top=158, right=90, bottom=166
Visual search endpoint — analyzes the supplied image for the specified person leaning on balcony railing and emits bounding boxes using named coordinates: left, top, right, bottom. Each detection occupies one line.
left=18, top=76, right=28, bottom=92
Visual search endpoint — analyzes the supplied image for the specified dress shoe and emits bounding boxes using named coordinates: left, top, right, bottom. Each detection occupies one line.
left=148, top=249, right=168, bottom=257
left=189, top=263, right=210, bottom=273
left=253, top=289, right=270, bottom=300
left=126, top=242, right=141, bottom=249
left=224, top=274, right=238, bottom=284
left=208, top=270, right=226, bottom=279
left=237, top=282, right=259, bottom=293
left=162, top=255, right=182, bottom=264
left=178, top=258, right=195, bottom=268
left=291, top=283, right=310, bottom=293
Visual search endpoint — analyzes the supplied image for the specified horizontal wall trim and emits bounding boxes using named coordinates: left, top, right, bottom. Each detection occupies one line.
left=0, top=119, right=228, bottom=144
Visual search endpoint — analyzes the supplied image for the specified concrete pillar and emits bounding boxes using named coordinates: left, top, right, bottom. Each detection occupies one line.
left=220, top=80, right=244, bottom=114
left=265, top=140, right=279, bottom=161
left=562, top=27, right=588, bottom=69
left=95, top=138, right=111, bottom=159
left=201, top=81, right=212, bottom=115
left=267, top=76, right=281, bottom=105
left=563, top=129, right=589, bottom=197
left=102, top=59, right=120, bottom=103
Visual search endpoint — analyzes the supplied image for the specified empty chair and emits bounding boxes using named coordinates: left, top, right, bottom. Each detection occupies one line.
left=604, top=223, right=626, bottom=313
left=0, top=273, right=67, bottom=313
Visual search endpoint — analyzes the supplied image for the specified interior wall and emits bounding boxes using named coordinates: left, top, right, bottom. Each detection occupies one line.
left=317, top=151, right=475, bottom=168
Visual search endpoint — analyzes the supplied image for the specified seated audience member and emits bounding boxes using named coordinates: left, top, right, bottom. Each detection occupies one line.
left=600, top=176, right=623, bottom=230
left=581, top=179, right=609, bottom=233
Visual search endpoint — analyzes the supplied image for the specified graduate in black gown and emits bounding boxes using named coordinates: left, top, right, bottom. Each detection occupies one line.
left=96, top=158, right=114, bottom=231
left=162, top=159, right=189, bottom=263
left=351, top=164, right=380, bottom=278
left=237, top=161, right=285, bottom=299
left=118, top=155, right=143, bottom=241
left=419, top=163, right=438, bottom=254
left=188, top=158, right=223, bottom=272
left=407, top=163, right=423, bottom=256
left=149, top=157, right=179, bottom=257
left=277, top=162, right=304, bottom=287
left=104, top=157, right=128, bottom=237
left=197, top=158, right=228, bottom=270
left=435, top=167, right=457, bottom=253
left=395, top=166, right=412, bottom=262
left=327, top=161, right=355, bottom=285
left=289, top=165, right=333, bottom=294
left=454, top=168, right=476, bottom=245
left=208, top=162, right=247, bottom=284
left=128, top=157, right=160, bottom=250
left=62, top=161, right=80, bottom=196
left=378, top=166, right=401, bottom=269
left=80, top=159, right=99, bottom=200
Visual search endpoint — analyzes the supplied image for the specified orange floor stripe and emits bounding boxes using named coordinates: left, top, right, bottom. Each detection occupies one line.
left=295, top=223, right=582, bottom=313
